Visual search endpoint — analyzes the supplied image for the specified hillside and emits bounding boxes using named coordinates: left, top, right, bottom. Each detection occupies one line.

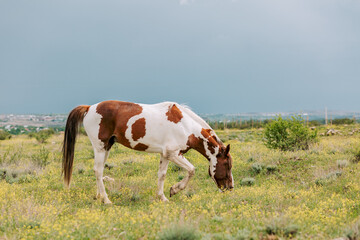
left=0, top=126, right=360, bottom=239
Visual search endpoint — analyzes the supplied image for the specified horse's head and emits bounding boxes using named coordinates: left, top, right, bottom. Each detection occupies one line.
left=210, top=144, right=234, bottom=191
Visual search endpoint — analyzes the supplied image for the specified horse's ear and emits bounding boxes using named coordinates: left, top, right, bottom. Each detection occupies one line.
left=225, top=144, right=230, bottom=156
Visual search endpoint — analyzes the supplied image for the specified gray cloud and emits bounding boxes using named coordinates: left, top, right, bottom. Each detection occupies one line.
left=0, top=0, right=359, bottom=114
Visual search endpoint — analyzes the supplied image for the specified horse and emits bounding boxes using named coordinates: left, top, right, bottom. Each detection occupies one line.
left=62, top=100, right=234, bottom=204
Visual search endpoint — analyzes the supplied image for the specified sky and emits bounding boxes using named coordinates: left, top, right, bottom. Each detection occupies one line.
left=0, top=0, right=359, bottom=114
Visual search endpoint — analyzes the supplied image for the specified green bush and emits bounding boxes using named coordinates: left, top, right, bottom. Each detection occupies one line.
left=0, top=130, right=11, bottom=140
left=158, top=224, right=201, bottom=240
left=266, top=165, right=278, bottom=173
left=263, top=115, right=318, bottom=151
left=354, top=149, right=360, bottom=163
left=241, top=177, right=255, bottom=186
left=29, top=129, right=55, bottom=143
left=332, top=118, right=355, bottom=125
left=31, top=147, right=50, bottom=167
left=250, top=163, right=263, bottom=174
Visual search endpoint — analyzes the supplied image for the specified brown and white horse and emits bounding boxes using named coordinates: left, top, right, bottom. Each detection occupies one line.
left=62, top=100, right=234, bottom=204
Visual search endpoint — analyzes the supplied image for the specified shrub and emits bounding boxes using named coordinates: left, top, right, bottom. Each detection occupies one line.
left=346, top=219, right=360, bottom=240
left=315, top=171, right=342, bottom=186
left=31, top=147, right=50, bottom=167
left=0, top=130, right=11, bottom=140
left=235, top=228, right=255, bottom=240
left=105, top=162, right=115, bottom=170
left=0, top=169, right=6, bottom=179
left=30, top=129, right=55, bottom=143
left=265, top=220, right=299, bottom=238
left=354, top=149, right=360, bottom=163
left=251, top=163, right=263, bottom=174
left=158, top=224, right=201, bottom=240
left=263, top=115, right=318, bottom=151
left=337, top=160, right=349, bottom=169
left=332, top=118, right=355, bottom=125
left=266, top=165, right=278, bottom=173
left=169, top=163, right=182, bottom=172
left=241, top=177, right=255, bottom=186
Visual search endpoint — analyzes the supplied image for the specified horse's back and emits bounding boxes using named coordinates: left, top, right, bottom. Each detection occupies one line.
left=83, top=100, right=200, bottom=154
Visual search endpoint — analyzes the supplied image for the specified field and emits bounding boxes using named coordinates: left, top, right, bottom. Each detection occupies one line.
left=1, top=126, right=360, bottom=239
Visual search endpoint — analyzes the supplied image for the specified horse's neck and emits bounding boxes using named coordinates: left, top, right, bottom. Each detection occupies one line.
left=190, top=128, right=221, bottom=162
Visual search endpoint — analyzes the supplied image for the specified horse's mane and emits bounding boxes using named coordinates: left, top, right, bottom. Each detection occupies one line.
left=179, top=104, right=223, bottom=144
left=179, top=104, right=212, bottom=130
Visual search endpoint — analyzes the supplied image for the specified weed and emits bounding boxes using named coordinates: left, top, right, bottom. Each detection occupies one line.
left=169, top=163, right=182, bottom=172
left=247, top=157, right=254, bottom=163
left=158, top=224, right=201, bottom=240
left=353, top=149, right=360, bottom=163
left=29, top=129, right=55, bottom=143
left=264, top=219, right=299, bottom=238
left=346, top=219, right=360, bottom=240
left=105, top=162, right=115, bottom=170
left=266, top=165, right=278, bottom=173
left=337, top=160, right=349, bottom=169
left=1, top=146, right=24, bottom=164
left=251, top=162, right=264, bottom=174
left=315, top=170, right=342, bottom=186
left=241, top=177, right=255, bottom=186
left=31, top=147, right=50, bottom=167
left=235, top=228, right=254, bottom=240
left=0, top=130, right=11, bottom=140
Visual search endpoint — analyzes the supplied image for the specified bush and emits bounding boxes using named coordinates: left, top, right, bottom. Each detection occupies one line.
left=265, top=219, right=299, bottom=238
left=332, top=118, right=355, bottom=125
left=266, top=165, right=278, bottom=173
left=263, top=115, right=318, bottom=151
left=31, top=147, right=50, bottom=167
left=0, top=130, right=11, bottom=140
left=241, top=177, right=255, bottom=186
left=354, top=149, right=360, bottom=163
left=346, top=219, right=360, bottom=240
left=250, top=163, right=263, bottom=174
left=158, top=224, right=201, bottom=240
left=29, top=129, right=55, bottom=143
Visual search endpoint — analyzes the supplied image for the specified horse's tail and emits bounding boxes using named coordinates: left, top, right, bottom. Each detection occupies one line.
left=62, top=105, right=90, bottom=188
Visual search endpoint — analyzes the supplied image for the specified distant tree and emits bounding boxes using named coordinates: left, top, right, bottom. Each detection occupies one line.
left=332, top=118, right=355, bottom=125
left=30, top=129, right=55, bottom=143
left=0, top=130, right=11, bottom=140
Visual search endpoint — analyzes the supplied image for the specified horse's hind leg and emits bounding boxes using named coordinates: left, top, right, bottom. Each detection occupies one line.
left=94, top=149, right=112, bottom=204
left=157, top=154, right=169, bottom=202
left=167, top=151, right=195, bottom=197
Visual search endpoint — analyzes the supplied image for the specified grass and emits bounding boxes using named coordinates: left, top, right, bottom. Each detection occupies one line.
left=0, top=125, right=360, bottom=239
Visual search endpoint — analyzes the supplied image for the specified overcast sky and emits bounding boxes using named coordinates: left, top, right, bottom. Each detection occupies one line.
left=0, top=0, right=359, bottom=114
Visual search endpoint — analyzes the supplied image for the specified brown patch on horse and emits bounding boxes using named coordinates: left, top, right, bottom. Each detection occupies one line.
left=166, top=104, right=183, bottom=124
left=134, top=143, right=148, bottom=151
left=185, top=134, right=208, bottom=160
left=132, top=118, right=146, bottom=141
left=201, top=128, right=219, bottom=155
left=96, top=101, right=143, bottom=150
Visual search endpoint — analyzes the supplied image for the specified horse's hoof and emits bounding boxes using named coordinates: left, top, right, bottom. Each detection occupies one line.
left=103, top=199, right=112, bottom=205
left=170, top=187, right=175, bottom=197
left=160, top=196, right=169, bottom=202
left=94, top=193, right=101, bottom=200
left=103, top=176, right=115, bottom=182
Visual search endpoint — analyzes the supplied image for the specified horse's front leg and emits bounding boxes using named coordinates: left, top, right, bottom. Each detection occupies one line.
left=157, top=154, right=169, bottom=202
left=167, top=151, right=195, bottom=197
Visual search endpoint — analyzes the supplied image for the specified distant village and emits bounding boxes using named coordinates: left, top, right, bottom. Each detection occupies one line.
left=0, top=114, right=67, bottom=134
